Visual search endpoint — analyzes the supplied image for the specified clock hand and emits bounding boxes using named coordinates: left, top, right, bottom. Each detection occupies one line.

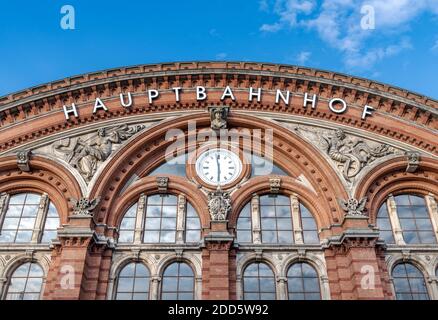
left=216, top=153, right=221, bottom=184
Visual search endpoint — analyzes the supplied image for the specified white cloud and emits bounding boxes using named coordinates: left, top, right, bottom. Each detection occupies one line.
left=296, top=51, right=311, bottom=65
left=260, top=0, right=438, bottom=69
left=432, top=39, right=438, bottom=52
left=260, top=0, right=316, bottom=32
left=259, top=0, right=269, bottom=12
left=215, top=53, right=228, bottom=60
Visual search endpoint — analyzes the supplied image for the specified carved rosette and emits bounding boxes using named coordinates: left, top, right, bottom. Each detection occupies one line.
left=207, top=187, right=232, bottom=221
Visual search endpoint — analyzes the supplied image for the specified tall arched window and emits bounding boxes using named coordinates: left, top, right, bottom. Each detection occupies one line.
left=0, top=193, right=60, bottom=244
left=287, top=262, right=321, bottom=300
left=144, top=194, right=177, bottom=243
left=161, top=262, right=195, bottom=300
left=41, top=202, right=60, bottom=243
left=185, top=203, right=201, bottom=243
left=237, top=195, right=319, bottom=245
left=118, top=194, right=201, bottom=244
left=392, top=263, right=429, bottom=300
left=300, top=204, right=319, bottom=244
left=394, top=195, right=436, bottom=244
left=115, top=262, right=150, bottom=300
left=119, top=203, right=137, bottom=243
left=376, top=201, right=395, bottom=244
left=5, top=262, right=44, bottom=300
left=243, top=262, right=276, bottom=300
left=236, top=203, right=252, bottom=243
left=260, top=195, right=293, bottom=244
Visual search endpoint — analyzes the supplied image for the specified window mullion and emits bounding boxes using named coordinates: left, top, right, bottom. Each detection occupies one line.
left=176, top=195, right=186, bottom=244
left=0, top=193, right=10, bottom=230
left=251, top=195, right=261, bottom=244
left=425, top=194, right=438, bottom=242
left=387, top=195, right=405, bottom=246
left=290, top=194, right=303, bottom=244
left=31, top=193, right=48, bottom=243
left=134, top=194, right=146, bottom=244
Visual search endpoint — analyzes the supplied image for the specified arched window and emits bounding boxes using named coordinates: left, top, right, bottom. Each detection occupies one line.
left=161, top=262, right=195, bottom=300
left=392, top=263, right=429, bottom=300
left=243, top=262, right=276, bottom=300
left=394, top=195, right=436, bottom=244
left=287, top=263, right=321, bottom=300
left=300, top=204, right=319, bottom=244
left=185, top=203, right=201, bottom=243
left=118, top=194, right=201, bottom=244
left=119, top=203, right=137, bottom=243
left=376, top=201, right=395, bottom=244
left=260, top=195, right=293, bottom=244
left=148, top=154, right=187, bottom=177
left=41, top=202, right=60, bottom=243
left=144, top=194, right=178, bottom=243
left=236, top=203, right=252, bottom=243
left=115, top=262, right=150, bottom=300
left=237, top=195, right=319, bottom=245
left=0, top=193, right=60, bottom=244
left=5, top=262, right=44, bottom=300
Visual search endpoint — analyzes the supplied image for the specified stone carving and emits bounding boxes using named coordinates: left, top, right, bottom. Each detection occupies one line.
left=209, top=106, right=229, bottom=130
left=17, top=150, right=31, bottom=172
left=405, top=151, right=420, bottom=173
left=156, top=177, right=169, bottom=193
left=69, top=197, right=101, bottom=216
left=289, top=124, right=399, bottom=182
left=338, top=197, right=368, bottom=217
left=269, top=178, right=281, bottom=194
left=53, top=124, right=145, bottom=181
left=207, top=187, right=232, bottom=221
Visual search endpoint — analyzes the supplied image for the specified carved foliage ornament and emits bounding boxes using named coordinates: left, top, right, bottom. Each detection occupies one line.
left=156, top=177, right=169, bottom=193
left=69, top=197, right=101, bottom=216
left=338, top=197, right=368, bottom=217
left=53, top=124, right=145, bottom=182
left=207, top=187, right=232, bottom=221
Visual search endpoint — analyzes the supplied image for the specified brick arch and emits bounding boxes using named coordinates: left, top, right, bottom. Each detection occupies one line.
left=108, top=176, right=208, bottom=232
left=354, top=156, right=438, bottom=223
left=231, top=176, right=335, bottom=231
left=0, top=155, right=83, bottom=224
left=90, top=113, right=347, bottom=228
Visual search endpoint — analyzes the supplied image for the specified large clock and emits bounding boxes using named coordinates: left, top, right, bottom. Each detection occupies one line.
left=195, top=148, right=243, bottom=186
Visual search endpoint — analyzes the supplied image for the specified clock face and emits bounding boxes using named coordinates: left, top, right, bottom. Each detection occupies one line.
left=195, top=149, right=242, bottom=186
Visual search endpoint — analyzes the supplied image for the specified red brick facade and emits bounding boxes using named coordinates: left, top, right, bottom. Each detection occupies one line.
left=0, top=62, right=437, bottom=300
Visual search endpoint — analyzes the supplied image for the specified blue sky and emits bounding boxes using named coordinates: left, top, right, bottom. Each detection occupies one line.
left=1, top=0, right=438, bottom=99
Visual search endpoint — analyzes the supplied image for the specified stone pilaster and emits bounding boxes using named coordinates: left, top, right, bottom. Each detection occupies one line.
left=387, top=195, right=405, bottom=246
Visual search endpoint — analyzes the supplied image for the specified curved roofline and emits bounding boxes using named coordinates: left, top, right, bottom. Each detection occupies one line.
left=1, top=60, right=437, bottom=111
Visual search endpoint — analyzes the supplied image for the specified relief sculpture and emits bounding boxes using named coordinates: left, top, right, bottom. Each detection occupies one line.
left=286, top=124, right=401, bottom=183
left=53, top=124, right=145, bottom=181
